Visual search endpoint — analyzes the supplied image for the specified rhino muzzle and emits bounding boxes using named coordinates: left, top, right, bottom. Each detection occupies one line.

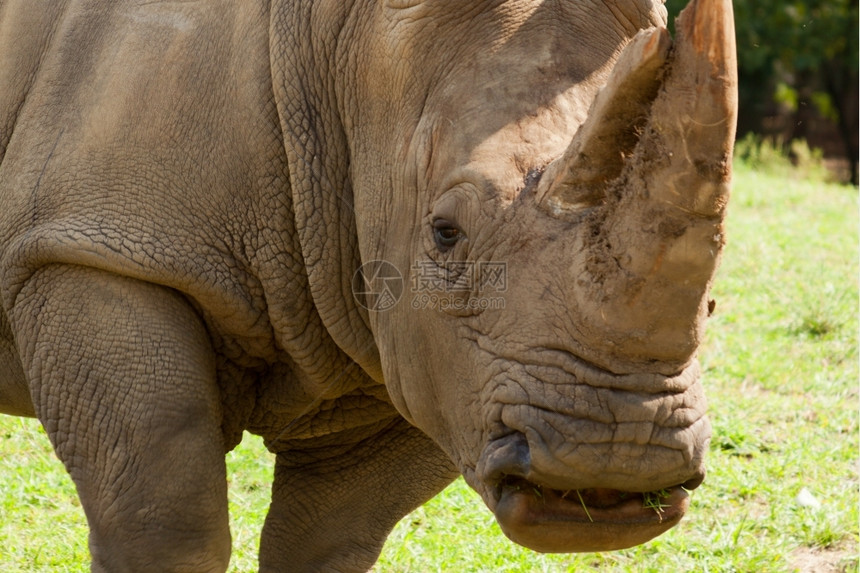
left=476, top=427, right=707, bottom=553
left=474, top=364, right=710, bottom=553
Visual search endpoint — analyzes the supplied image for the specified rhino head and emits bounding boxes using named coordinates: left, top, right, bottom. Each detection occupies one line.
left=325, top=0, right=735, bottom=553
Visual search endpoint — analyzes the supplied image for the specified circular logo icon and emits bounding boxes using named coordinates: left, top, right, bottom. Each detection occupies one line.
left=352, top=260, right=404, bottom=312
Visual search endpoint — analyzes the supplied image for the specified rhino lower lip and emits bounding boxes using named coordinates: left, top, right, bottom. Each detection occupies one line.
left=494, top=477, right=690, bottom=553
left=494, top=477, right=688, bottom=523
left=491, top=478, right=690, bottom=552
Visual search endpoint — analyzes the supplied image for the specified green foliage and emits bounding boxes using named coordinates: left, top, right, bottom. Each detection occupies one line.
left=730, top=0, right=858, bottom=74
left=734, top=133, right=794, bottom=173
left=734, top=133, right=831, bottom=182
left=665, top=0, right=858, bottom=89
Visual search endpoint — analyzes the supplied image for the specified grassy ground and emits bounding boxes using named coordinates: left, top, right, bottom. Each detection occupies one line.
left=0, top=158, right=857, bottom=571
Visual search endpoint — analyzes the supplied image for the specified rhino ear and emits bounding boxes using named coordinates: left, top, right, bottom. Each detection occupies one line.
left=536, top=26, right=671, bottom=215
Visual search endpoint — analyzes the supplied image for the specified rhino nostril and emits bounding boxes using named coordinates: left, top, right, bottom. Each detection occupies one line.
left=476, top=431, right=531, bottom=486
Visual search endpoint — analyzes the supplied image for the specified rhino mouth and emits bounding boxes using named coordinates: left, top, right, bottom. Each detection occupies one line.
left=492, top=477, right=691, bottom=553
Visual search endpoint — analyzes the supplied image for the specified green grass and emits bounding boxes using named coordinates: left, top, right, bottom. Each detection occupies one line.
left=1, top=156, right=857, bottom=571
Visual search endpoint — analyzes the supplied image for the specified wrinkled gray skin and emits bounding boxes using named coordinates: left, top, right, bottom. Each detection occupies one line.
left=0, top=0, right=736, bottom=570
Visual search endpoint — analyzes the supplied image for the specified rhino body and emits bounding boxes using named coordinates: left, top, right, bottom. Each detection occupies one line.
left=0, top=0, right=736, bottom=570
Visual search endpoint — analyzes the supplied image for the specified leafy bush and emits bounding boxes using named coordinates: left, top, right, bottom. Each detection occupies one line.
left=734, top=133, right=832, bottom=183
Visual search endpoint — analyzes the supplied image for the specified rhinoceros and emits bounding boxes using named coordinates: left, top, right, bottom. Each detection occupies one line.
left=0, top=0, right=737, bottom=569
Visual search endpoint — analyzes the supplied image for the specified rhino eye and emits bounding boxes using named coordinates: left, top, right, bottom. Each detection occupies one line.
left=432, top=219, right=463, bottom=251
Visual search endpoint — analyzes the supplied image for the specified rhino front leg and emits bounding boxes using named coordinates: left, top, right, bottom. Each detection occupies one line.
left=0, top=307, right=33, bottom=416
left=8, top=264, right=231, bottom=572
left=260, top=417, right=458, bottom=572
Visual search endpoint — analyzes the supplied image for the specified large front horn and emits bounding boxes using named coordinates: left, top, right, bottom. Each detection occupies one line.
left=543, top=0, right=738, bottom=370
left=638, top=0, right=738, bottom=217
